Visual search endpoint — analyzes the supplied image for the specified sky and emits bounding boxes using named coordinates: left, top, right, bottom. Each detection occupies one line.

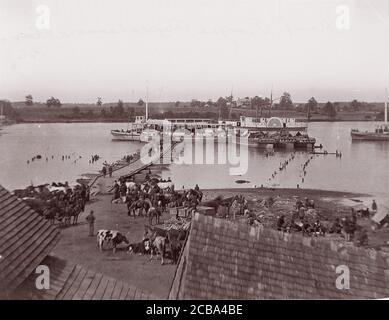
left=0, top=0, right=389, bottom=103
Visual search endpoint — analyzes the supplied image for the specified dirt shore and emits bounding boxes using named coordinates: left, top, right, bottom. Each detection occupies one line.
left=51, top=183, right=378, bottom=298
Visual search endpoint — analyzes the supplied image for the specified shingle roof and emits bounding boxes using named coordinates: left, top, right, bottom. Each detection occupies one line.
left=169, top=213, right=389, bottom=299
left=12, top=255, right=159, bottom=300
left=0, top=185, right=61, bottom=297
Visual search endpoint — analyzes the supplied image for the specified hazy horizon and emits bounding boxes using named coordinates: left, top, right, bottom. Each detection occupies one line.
left=1, top=0, right=389, bottom=103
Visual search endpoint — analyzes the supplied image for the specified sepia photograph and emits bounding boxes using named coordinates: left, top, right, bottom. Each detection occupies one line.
left=1, top=0, right=389, bottom=309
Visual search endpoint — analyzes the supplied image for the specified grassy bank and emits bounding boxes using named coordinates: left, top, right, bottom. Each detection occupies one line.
left=10, top=101, right=382, bottom=123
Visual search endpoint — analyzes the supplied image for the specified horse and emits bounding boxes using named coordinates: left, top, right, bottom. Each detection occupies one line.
left=167, top=230, right=184, bottom=265
left=147, top=206, right=161, bottom=225
left=128, top=198, right=152, bottom=218
left=199, top=195, right=235, bottom=215
left=190, top=189, right=203, bottom=203
left=70, top=204, right=82, bottom=225
left=229, top=196, right=245, bottom=219
left=156, top=194, right=168, bottom=213
left=144, top=225, right=167, bottom=265
left=43, top=208, right=56, bottom=225
left=63, top=207, right=72, bottom=227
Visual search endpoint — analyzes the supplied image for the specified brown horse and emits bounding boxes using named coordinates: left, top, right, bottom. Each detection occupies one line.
left=199, top=195, right=235, bottom=215
left=128, top=198, right=152, bottom=218
left=147, top=206, right=161, bottom=225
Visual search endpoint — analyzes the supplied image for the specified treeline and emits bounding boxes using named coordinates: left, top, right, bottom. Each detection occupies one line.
left=0, top=100, right=22, bottom=122
left=7, top=93, right=384, bottom=122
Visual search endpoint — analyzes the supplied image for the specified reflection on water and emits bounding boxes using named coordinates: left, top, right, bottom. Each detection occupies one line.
left=0, top=122, right=388, bottom=206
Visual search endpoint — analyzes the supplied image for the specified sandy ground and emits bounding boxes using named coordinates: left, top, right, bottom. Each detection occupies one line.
left=52, top=193, right=176, bottom=299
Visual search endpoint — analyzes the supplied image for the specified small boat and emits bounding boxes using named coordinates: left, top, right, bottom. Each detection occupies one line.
left=351, top=127, right=389, bottom=141
left=111, top=116, right=146, bottom=141
left=111, top=128, right=142, bottom=141
left=351, top=90, right=389, bottom=141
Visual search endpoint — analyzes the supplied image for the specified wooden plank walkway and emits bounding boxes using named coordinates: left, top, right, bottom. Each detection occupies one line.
left=89, top=142, right=180, bottom=195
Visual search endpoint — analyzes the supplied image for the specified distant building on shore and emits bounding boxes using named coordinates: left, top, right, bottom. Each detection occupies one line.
left=236, top=97, right=252, bottom=108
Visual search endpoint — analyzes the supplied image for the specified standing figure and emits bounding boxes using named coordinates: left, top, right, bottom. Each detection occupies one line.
left=372, top=200, right=377, bottom=213
left=86, top=210, right=95, bottom=236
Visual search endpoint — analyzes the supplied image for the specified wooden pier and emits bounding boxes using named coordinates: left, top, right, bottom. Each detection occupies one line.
left=89, top=142, right=179, bottom=194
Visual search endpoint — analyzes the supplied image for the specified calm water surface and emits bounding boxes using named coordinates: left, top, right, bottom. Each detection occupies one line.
left=0, top=123, right=140, bottom=189
left=0, top=122, right=388, bottom=206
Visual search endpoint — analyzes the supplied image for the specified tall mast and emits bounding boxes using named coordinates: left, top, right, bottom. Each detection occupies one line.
left=145, top=86, right=149, bottom=121
left=269, top=89, right=273, bottom=117
left=385, top=88, right=388, bottom=124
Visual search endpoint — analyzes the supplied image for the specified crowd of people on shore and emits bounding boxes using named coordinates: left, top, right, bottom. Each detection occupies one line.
left=271, top=197, right=379, bottom=246
left=100, top=151, right=140, bottom=178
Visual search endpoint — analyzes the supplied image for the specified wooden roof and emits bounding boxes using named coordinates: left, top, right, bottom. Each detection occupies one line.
left=0, top=185, right=61, bottom=298
left=169, top=213, right=389, bottom=299
left=12, top=255, right=159, bottom=300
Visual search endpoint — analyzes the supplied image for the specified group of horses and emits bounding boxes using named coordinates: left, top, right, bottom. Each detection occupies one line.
left=22, top=185, right=88, bottom=227
left=125, top=187, right=205, bottom=225
left=124, top=179, right=249, bottom=224
left=200, top=194, right=249, bottom=218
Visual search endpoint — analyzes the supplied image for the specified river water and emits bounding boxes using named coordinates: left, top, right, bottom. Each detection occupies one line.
left=0, top=122, right=388, bottom=205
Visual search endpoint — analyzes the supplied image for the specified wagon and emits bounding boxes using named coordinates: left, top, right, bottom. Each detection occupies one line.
left=146, top=223, right=189, bottom=241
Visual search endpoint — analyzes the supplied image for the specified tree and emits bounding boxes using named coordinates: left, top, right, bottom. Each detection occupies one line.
left=251, top=96, right=267, bottom=116
left=137, top=98, right=144, bottom=106
left=350, top=99, right=362, bottom=111
left=175, top=101, right=180, bottom=107
left=216, top=97, right=227, bottom=107
left=216, top=97, right=228, bottom=119
left=96, top=97, right=102, bottom=107
left=0, top=100, right=22, bottom=121
left=206, top=99, right=214, bottom=107
left=279, top=92, right=294, bottom=110
left=46, top=97, right=61, bottom=108
left=190, top=99, right=203, bottom=108
left=324, top=101, right=337, bottom=120
left=305, top=97, right=317, bottom=121
left=114, top=100, right=125, bottom=116
left=127, top=107, right=135, bottom=118
left=72, top=106, right=80, bottom=115
left=25, top=94, right=33, bottom=106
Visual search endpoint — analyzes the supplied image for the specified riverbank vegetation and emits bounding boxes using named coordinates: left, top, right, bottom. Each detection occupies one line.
left=2, top=94, right=384, bottom=123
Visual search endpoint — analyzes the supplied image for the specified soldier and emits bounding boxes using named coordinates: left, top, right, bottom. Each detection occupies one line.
left=372, top=200, right=378, bottom=213
left=86, top=210, right=95, bottom=236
